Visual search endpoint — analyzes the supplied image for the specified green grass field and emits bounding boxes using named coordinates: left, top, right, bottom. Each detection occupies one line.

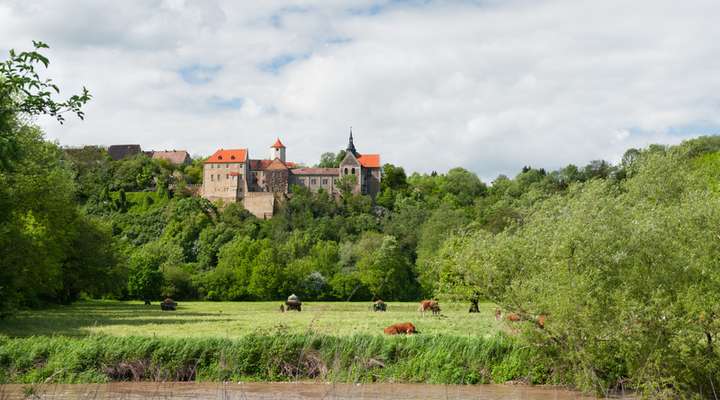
left=0, top=300, right=501, bottom=338
left=0, top=302, right=546, bottom=385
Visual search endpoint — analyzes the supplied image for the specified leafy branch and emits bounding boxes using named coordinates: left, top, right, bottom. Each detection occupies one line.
left=0, top=40, right=91, bottom=124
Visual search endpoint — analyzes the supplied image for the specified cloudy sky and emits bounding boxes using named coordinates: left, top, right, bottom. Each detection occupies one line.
left=1, top=0, right=719, bottom=180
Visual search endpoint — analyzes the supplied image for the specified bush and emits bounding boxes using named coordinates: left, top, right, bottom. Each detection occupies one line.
left=436, top=144, right=720, bottom=397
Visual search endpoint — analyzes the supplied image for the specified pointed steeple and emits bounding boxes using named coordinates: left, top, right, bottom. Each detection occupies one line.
left=346, top=127, right=358, bottom=156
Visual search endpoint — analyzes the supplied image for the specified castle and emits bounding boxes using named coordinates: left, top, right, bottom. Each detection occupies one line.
left=201, top=132, right=381, bottom=218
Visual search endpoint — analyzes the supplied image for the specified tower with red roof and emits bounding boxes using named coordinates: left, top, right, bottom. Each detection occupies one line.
left=270, top=137, right=286, bottom=162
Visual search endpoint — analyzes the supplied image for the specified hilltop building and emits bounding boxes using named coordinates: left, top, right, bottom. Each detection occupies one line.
left=107, top=144, right=192, bottom=166
left=107, top=144, right=142, bottom=160
left=201, top=132, right=381, bottom=218
left=151, top=150, right=192, bottom=165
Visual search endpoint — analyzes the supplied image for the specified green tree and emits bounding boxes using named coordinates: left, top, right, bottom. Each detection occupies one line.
left=381, top=163, right=408, bottom=191
left=336, top=174, right=357, bottom=198
left=0, top=40, right=91, bottom=314
left=127, top=241, right=182, bottom=303
left=415, top=203, right=470, bottom=296
left=440, top=167, right=486, bottom=206
left=356, top=233, right=415, bottom=300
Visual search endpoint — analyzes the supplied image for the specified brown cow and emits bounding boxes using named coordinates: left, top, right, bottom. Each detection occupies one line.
left=537, top=314, right=546, bottom=329
left=506, top=313, right=521, bottom=322
left=384, top=322, right=417, bottom=335
left=503, top=312, right=547, bottom=328
left=418, top=300, right=441, bottom=315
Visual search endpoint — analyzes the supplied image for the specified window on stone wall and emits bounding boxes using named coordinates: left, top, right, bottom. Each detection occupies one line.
left=351, top=168, right=355, bottom=175
left=311, top=178, right=317, bottom=185
left=211, top=175, right=214, bottom=181
left=344, top=168, right=348, bottom=174
left=322, top=179, right=328, bottom=185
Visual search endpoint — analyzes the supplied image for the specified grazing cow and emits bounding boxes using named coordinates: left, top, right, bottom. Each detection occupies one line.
left=468, top=299, right=480, bottom=313
left=384, top=322, right=417, bottom=335
left=506, top=313, right=521, bottom=322
left=373, top=300, right=387, bottom=312
left=418, top=300, right=441, bottom=316
left=285, top=294, right=302, bottom=312
left=160, top=298, right=177, bottom=311
left=468, top=292, right=480, bottom=313
left=537, top=314, right=546, bottom=329
left=431, top=302, right=441, bottom=315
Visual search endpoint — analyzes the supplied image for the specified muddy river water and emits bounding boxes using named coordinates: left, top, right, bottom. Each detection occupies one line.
left=0, top=382, right=628, bottom=399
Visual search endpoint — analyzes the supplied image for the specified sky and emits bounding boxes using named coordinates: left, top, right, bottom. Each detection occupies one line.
left=1, top=0, right=719, bottom=181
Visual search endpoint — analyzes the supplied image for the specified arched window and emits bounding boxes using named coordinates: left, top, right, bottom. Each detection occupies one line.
left=344, top=168, right=348, bottom=174
left=351, top=168, right=355, bottom=175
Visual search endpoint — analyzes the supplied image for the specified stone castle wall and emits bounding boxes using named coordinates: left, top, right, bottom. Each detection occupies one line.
left=243, top=192, right=275, bottom=219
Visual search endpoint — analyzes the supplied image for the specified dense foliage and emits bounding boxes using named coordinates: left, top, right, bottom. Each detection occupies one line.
left=433, top=137, right=720, bottom=396
left=0, top=42, right=104, bottom=315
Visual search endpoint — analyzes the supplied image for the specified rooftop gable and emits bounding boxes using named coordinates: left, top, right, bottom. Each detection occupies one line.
left=152, top=150, right=190, bottom=165
left=340, top=151, right=360, bottom=167
left=357, top=154, right=381, bottom=168
left=206, top=149, right=247, bottom=163
left=266, top=158, right=289, bottom=171
left=108, top=144, right=142, bottom=160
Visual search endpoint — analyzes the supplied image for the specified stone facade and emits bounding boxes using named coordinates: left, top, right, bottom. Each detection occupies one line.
left=201, top=134, right=381, bottom=218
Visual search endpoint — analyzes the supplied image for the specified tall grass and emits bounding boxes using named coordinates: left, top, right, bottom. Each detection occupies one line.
left=0, top=333, right=548, bottom=385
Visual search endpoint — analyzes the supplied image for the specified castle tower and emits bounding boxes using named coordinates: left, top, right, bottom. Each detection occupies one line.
left=346, top=128, right=358, bottom=156
left=270, top=138, right=286, bottom=162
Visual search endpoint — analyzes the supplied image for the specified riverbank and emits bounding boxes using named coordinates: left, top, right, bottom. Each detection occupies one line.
left=0, top=334, right=546, bottom=385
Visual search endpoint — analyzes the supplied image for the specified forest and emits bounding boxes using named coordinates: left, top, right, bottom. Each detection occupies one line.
left=4, top=43, right=720, bottom=396
left=2, top=102, right=639, bottom=309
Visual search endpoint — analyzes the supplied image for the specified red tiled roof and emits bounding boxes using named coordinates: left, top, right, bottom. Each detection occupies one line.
left=205, top=149, right=247, bottom=163
left=291, top=168, right=339, bottom=176
left=357, top=154, right=380, bottom=168
left=271, top=138, right=286, bottom=149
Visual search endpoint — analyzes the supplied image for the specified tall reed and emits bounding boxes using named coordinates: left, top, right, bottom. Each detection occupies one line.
left=0, top=333, right=548, bottom=385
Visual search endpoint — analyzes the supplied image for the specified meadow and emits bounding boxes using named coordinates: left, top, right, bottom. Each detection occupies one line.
left=0, top=300, right=501, bottom=338
left=0, top=301, right=547, bottom=385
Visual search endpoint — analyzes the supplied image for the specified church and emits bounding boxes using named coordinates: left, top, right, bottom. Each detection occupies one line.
left=201, top=132, right=381, bottom=218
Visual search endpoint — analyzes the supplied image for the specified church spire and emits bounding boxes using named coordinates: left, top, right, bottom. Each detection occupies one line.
left=346, top=127, right=358, bottom=156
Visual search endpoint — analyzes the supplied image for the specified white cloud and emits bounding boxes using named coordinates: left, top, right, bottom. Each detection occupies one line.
left=1, top=0, right=719, bottom=181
